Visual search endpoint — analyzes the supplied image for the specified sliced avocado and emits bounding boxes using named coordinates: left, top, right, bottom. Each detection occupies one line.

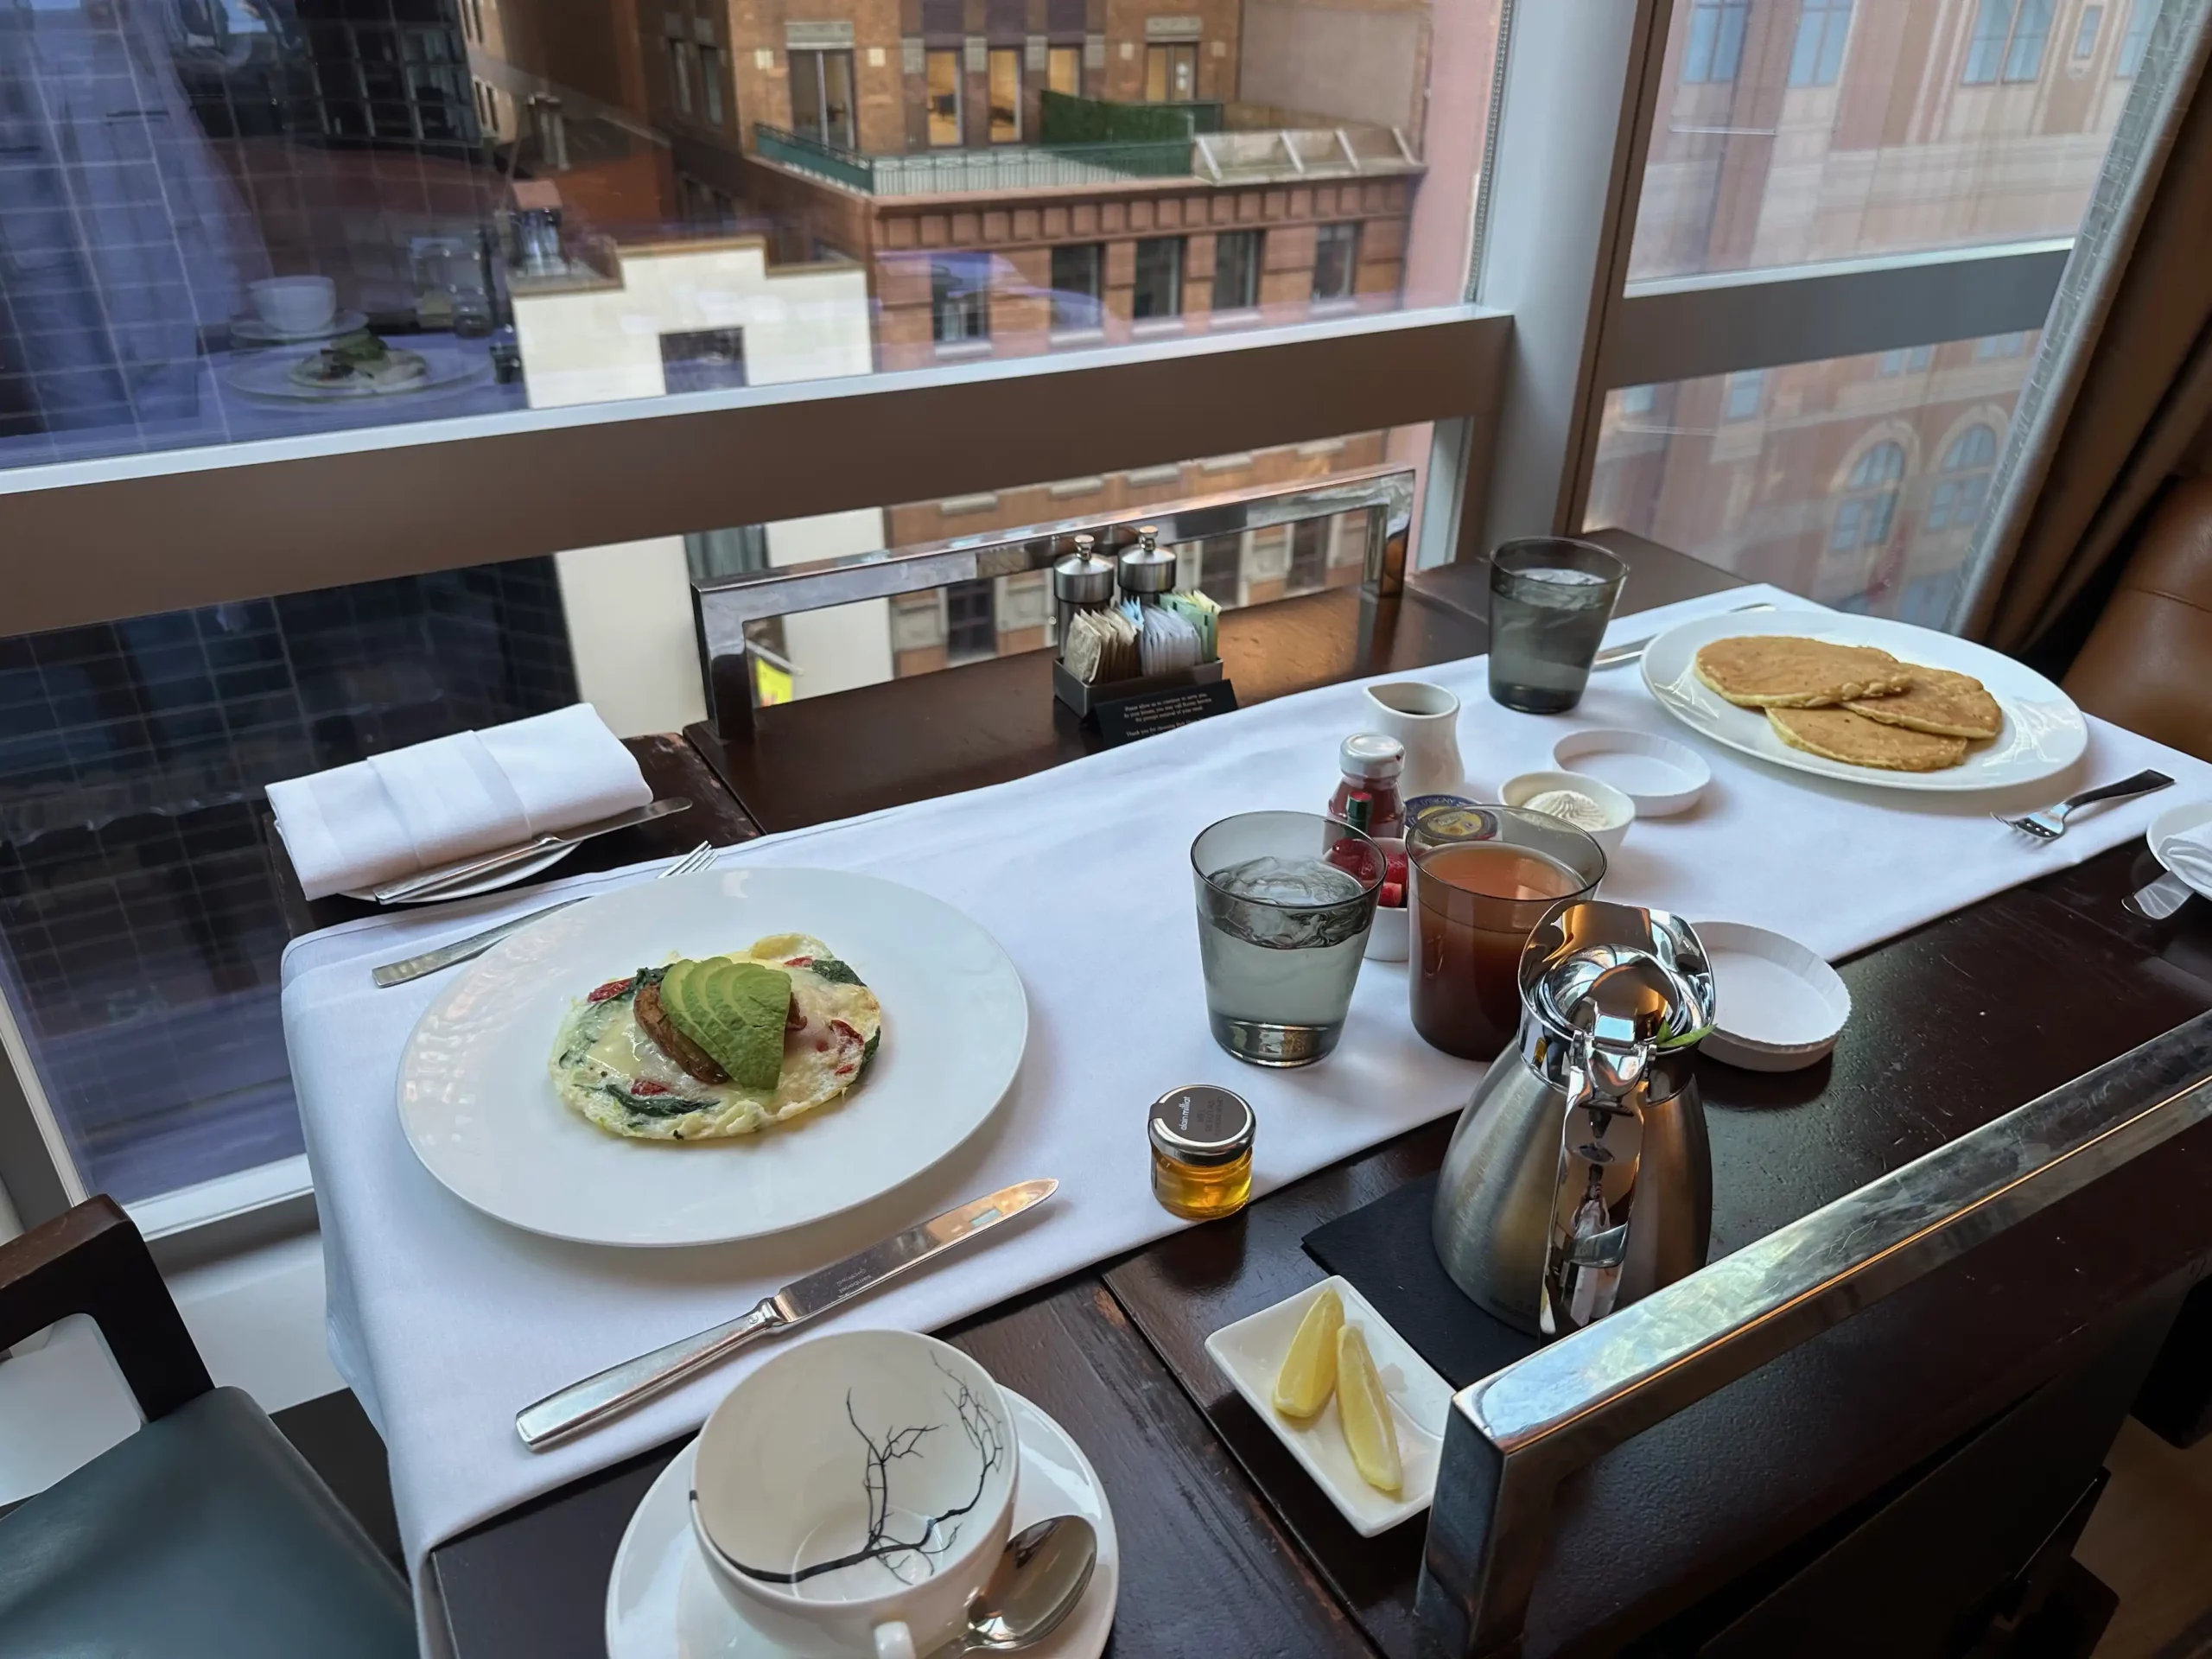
left=659, top=958, right=701, bottom=1027
left=666, top=958, right=788, bottom=1090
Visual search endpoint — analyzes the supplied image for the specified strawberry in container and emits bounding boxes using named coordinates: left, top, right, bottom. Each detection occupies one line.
left=1363, top=837, right=1411, bottom=964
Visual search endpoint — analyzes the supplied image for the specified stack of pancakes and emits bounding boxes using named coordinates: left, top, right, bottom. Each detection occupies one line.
left=1691, top=636, right=2002, bottom=772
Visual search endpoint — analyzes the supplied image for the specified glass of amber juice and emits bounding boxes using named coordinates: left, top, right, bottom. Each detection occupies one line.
left=1408, top=806, right=1605, bottom=1059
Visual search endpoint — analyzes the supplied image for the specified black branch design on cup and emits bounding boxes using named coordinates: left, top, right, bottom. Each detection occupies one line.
left=726, top=1362, right=1007, bottom=1586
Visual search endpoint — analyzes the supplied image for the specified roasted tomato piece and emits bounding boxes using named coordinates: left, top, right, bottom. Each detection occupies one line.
left=588, top=975, right=635, bottom=1002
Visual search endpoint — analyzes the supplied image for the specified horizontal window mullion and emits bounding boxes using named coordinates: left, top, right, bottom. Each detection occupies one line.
left=1603, top=242, right=2070, bottom=389
left=0, top=308, right=1506, bottom=637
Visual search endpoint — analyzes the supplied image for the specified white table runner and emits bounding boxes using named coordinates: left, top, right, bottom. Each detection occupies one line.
left=279, top=584, right=2212, bottom=1651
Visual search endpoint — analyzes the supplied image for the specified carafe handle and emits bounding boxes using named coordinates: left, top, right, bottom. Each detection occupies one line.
left=1539, top=1032, right=1648, bottom=1338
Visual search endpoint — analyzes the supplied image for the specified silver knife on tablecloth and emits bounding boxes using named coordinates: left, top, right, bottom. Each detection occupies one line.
left=371, top=797, right=690, bottom=904
left=514, top=1179, right=1058, bottom=1451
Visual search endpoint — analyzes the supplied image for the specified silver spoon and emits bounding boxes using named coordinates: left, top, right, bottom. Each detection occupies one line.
left=950, top=1515, right=1097, bottom=1653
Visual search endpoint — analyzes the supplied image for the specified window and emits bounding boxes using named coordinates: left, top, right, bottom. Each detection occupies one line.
left=670, top=38, right=695, bottom=115
left=988, top=48, right=1021, bottom=142
left=1722, top=369, right=1765, bottom=422
left=1977, top=331, right=2028, bottom=358
left=1133, top=237, right=1185, bottom=320
left=1926, top=424, right=1999, bottom=529
left=1198, top=535, right=1243, bottom=601
left=1789, top=0, right=1853, bottom=86
left=1050, top=245, right=1103, bottom=331
left=932, top=254, right=991, bottom=344
left=1830, top=441, right=1906, bottom=550
left=1619, top=384, right=1657, bottom=416
left=1287, top=519, right=1328, bottom=591
left=791, top=48, right=857, bottom=149
left=1878, top=344, right=1936, bottom=375
left=1313, top=223, right=1359, bottom=302
left=2073, top=5, right=2104, bottom=56
left=1681, top=0, right=1750, bottom=82
left=2116, top=0, right=2155, bottom=74
left=1214, top=232, right=1262, bottom=312
left=944, top=579, right=997, bottom=660
left=702, top=46, right=726, bottom=125
left=1964, top=0, right=2055, bottom=83
left=927, top=49, right=962, bottom=145
left=1145, top=41, right=1198, bottom=101
left=661, top=328, right=747, bottom=393
left=1047, top=44, right=1083, bottom=96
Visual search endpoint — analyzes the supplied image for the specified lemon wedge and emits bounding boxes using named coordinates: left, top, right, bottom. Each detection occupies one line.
left=1271, top=1287, right=1344, bottom=1418
left=1336, top=1325, right=1402, bottom=1495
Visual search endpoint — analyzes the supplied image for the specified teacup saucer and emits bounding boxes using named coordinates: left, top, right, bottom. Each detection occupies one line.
left=606, top=1389, right=1119, bottom=1658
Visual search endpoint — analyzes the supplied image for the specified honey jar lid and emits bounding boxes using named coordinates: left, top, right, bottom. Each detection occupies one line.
left=1147, top=1084, right=1255, bottom=1167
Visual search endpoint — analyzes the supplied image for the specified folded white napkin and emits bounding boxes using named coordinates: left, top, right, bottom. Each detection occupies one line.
left=267, top=703, right=651, bottom=899
left=2159, top=819, right=2212, bottom=890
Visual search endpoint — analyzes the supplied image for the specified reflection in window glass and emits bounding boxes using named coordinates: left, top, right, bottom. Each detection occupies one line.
left=1146, top=41, right=1199, bottom=101
left=1048, top=44, right=1083, bottom=96
left=2074, top=5, right=2105, bottom=57
left=928, top=49, right=963, bottom=144
left=1288, top=518, right=1328, bottom=591
left=661, top=327, right=747, bottom=392
left=1682, top=0, right=1750, bottom=83
left=1214, top=231, right=1262, bottom=311
left=944, top=580, right=997, bottom=661
left=1586, top=336, right=2038, bottom=621
left=1977, top=331, right=2028, bottom=358
left=1313, top=223, right=1359, bottom=302
left=1722, top=370, right=1764, bottom=422
left=1050, top=245, right=1104, bottom=331
left=1619, top=384, right=1657, bottom=416
left=670, top=38, right=695, bottom=114
left=988, top=48, right=1022, bottom=143
left=702, top=46, right=725, bottom=125
left=2117, top=0, right=2156, bottom=73
left=1134, top=238, right=1185, bottom=319
left=1879, top=344, right=1936, bottom=375
left=791, top=49, right=858, bottom=149
left=932, top=254, right=991, bottom=343
left=1789, top=0, right=1854, bottom=86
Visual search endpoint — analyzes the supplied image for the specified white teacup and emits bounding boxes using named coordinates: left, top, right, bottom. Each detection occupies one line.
left=691, top=1330, right=1019, bottom=1659
left=1362, top=680, right=1465, bottom=798
left=249, top=275, right=336, bottom=335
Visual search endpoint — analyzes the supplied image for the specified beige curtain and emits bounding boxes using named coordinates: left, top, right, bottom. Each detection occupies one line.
left=1951, top=0, right=2212, bottom=652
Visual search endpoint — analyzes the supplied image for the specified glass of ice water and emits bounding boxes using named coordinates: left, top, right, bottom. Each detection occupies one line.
left=1486, top=538, right=1629, bottom=715
left=1192, top=811, right=1384, bottom=1067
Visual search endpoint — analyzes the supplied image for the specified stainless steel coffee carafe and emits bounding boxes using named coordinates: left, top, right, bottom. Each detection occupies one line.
left=1431, top=901, right=1716, bottom=1338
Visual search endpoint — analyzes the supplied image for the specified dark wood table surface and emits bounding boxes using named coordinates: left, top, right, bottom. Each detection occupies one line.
left=350, top=541, right=2212, bottom=1658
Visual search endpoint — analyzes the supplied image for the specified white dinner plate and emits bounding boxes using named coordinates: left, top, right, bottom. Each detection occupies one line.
left=397, top=867, right=1028, bottom=1247
left=2150, top=799, right=2212, bottom=899
left=342, top=842, right=577, bottom=905
left=1640, top=609, right=2088, bottom=793
left=225, top=344, right=488, bottom=402
left=605, top=1389, right=1118, bottom=1659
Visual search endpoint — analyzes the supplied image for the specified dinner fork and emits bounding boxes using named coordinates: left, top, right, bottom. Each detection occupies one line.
left=371, top=841, right=719, bottom=988
left=1993, top=770, right=2173, bottom=842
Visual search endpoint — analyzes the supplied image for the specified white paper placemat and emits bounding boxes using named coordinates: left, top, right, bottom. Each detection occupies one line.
left=279, top=584, right=2212, bottom=1651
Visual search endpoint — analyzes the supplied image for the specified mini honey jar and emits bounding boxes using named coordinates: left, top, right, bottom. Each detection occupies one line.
left=1147, top=1084, right=1255, bottom=1220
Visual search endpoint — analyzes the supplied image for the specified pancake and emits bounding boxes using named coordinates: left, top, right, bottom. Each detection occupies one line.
left=1843, top=665, right=2002, bottom=740
left=549, top=932, right=882, bottom=1141
left=1694, top=636, right=1915, bottom=707
left=1766, top=707, right=1969, bottom=772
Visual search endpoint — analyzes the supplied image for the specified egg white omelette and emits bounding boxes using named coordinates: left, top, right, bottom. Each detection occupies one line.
left=548, top=932, right=883, bottom=1141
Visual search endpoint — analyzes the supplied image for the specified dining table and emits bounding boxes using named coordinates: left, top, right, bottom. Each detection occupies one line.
left=269, top=533, right=2212, bottom=1659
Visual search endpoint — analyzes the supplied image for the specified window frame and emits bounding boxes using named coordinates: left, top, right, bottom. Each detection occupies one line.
left=1144, top=41, right=1199, bottom=101
left=791, top=47, right=858, bottom=149
left=1132, top=236, right=1187, bottom=321
left=926, top=48, right=963, bottom=145
left=1964, top=0, right=2056, bottom=83
left=1681, top=0, right=1750, bottom=83
left=1047, top=42, right=1083, bottom=97
left=1313, top=222, right=1361, bottom=302
left=1049, top=243, right=1106, bottom=333
left=1788, top=0, right=1853, bottom=86
left=1213, top=230, right=1263, bottom=313
left=988, top=46, right=1022, bottom=143
left=2116, top=0, right=2154, bottom=74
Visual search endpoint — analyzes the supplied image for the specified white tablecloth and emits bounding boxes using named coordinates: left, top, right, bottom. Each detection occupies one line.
left=279, top=584, right=2212, bottom=1651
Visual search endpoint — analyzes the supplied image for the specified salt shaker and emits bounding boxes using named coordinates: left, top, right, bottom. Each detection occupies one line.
left=1052, top=533, right=1116, bottom=658
left=1117, top=524, right=1177, bottom=607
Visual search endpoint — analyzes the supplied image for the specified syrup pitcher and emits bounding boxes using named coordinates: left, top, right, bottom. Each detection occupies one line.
left=1431, top=901, right=1717, bottom=1338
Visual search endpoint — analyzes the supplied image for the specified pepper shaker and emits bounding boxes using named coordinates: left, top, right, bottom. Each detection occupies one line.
left=1117, top=524, right=1177, bottom=607
left=1052, top=533, right=1116, bottom=658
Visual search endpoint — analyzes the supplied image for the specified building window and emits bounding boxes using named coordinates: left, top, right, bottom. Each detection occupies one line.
left=1198, top=534, right=1242, bottom=601
left=1213, top=231, right=1262, bottom=311
left=1878, top=344, right=1936, bottom=375
left=1681, top=0, right=1749, bottom=82
left=661, top=328, right=747, bottom=394
left=1145, top=41, right=1198, bottom=101
left=1618, top=384, right=1656, bottom=416
left=1050, top=244, right=1103, bottom=331
left=1048, top=44, right=1083, bottom=96
left=988, top=48, right=1021, bottom=142
left=2116, top=0, right=2154, bottom=74
left=791, top=48, right=856, bottom=149
left=2073, top=4, right=2104, bottom=56
left=1831, top=441, right=1905, bottom=550
left=1313, top=223, right=1359, bottom=302
left=1976, top=331, right=2028, bottom=358
left=1927, top=424, right=1998, bottom=529
left=945, top=580, right=997, bottom=660
left=1721, top=368, right=1764, bottom=422
left=1287, top=519, right=1327, bottom=591
left=932, top=253, right=990, bottom=344
left=670, top=38, right=695, bottom=115
left=1133, top=237, right=1185, bottom=320
left=702, top=46, right=726, bottom=125
left=1789, top=0, right=1853, bottom=86
left=1965, top=0, right=2056, bottom=83
left=927, top=49, right=962, bottom=145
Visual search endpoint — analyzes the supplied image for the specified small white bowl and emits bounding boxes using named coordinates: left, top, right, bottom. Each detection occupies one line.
left=1694, top=919, right=1851, bottom=1072
left=1364, top=836, right=1408, bottom=961
left=1204, top=1276, right=1451, bottom=1537
left=1551, top=728, right=1711, bottom=817
left=1499, top=770, right=1634, bottom=859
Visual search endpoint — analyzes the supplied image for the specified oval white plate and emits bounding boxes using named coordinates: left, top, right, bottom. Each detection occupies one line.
left=606, top=1390, right=1118, bottom=1659
left=1640, top=610, right=2087, bottom=794
left=343, top=842, right=576, bottom=905
left=226, top=344, right=488, bottom=402
left=397, top=867, right=1028, bottom=1247
left=1550, top=728, right=1712, bottom=817
left=2150, top=799, right=2212, bottom=899
left=1694, top=920, right=1851, bottom=1072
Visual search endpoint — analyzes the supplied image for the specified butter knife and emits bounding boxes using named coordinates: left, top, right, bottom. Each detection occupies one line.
left=515, top=1179, right=1058, bottom=1451
left=372, top=797, right=690, bottom=904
